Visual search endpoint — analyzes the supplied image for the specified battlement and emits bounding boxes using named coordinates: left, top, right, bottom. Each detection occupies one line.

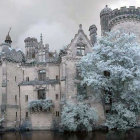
left=108, top=6, right=140, bottom=29
left=24, top=37, right=38, bottom=43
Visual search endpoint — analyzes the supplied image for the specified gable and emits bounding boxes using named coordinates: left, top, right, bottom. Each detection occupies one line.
left=66, top=24, right=92, bottom=57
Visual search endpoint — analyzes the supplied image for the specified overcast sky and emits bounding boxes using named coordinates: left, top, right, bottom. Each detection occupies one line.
left=0, top=0, right=140, bottom=52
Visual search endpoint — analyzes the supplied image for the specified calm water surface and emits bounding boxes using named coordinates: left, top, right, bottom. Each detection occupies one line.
left=0, top=129, right=140, bottom=140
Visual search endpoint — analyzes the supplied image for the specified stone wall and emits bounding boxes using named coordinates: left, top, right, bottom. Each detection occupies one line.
left=111, top=21, right=140, bottom=43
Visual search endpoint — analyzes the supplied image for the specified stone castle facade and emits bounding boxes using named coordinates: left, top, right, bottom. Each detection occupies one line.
left=0, top=5, right=140, bottom=130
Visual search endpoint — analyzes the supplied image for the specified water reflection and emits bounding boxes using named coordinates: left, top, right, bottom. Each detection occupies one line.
left=0, top=129, right=140, bottom=140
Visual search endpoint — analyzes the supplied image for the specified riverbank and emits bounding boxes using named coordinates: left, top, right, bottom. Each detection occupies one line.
left=0, top=129, right=140, bottom=140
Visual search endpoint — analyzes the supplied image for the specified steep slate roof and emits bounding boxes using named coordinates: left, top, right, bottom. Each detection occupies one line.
left=0, top=43, right=25, bottom=63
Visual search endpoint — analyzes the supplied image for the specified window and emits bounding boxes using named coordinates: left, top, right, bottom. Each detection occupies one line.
left=76, top=65, right=81, bottom=79
left=55, top=94, right=59, bottom=100
left=38, top=70, right=46, bottom=81
left=26, top=112, right=28, bottom=118
left=77, top=45, right=85, bottom=56
left=104, top=71, right=110, bottom=77
left=15, top=95, right=17, bottom=103
left=106, top=110, right=111, bottom=114
left=56, top=75, right=59, bottom=80
left=38, top=89, right=46, bottom=99
left=32, top=51, right=35, bottom=58
left=56, top=111, right=59, bottom=117
left=15, top=76, right=16, bottom=82
left=26, top=77, right=29, bottom=81
left=16, top=112, right=17, bottom=118
left=25, top=95, right=28, bottom=102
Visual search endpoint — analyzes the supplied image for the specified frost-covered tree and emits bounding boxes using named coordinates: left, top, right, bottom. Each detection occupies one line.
left=61, top=102, right=98, bottom=132
left=79, top=31, right=140, bottom=130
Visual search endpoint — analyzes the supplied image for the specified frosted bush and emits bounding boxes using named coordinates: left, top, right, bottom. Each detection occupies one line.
left=105, top=103, right=137, bottom=130
left=28, top=99, right=53, bottom=112
left=61, top=101, right=98, bottom=132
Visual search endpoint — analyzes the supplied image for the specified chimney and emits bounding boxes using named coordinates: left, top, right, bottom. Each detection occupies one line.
left=89, top=25, right=97, bottom=46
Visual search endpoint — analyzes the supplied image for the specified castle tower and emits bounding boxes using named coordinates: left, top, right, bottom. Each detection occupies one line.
left=100, top=5, right=112, bottom=35
left=89, top=24, right=97, bottom=46
left=108, top=6, right=140, bottom=43
left=24, top=37, right=38, bottom=62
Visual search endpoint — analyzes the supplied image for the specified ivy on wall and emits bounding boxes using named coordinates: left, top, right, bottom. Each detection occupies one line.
left=28, top=99, right=53, bottom=112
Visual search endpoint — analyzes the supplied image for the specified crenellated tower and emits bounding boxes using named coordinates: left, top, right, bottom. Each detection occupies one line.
left=108, top=6, right=140, bottom=29
left=108, top=6, right=140, bottom=43
left=24, top=37, right=38, bottom=62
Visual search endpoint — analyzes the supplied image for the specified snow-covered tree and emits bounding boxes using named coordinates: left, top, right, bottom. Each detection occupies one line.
left=79, top=31, right=140, bottom=130
left=61, top=101, right=98, bottom=132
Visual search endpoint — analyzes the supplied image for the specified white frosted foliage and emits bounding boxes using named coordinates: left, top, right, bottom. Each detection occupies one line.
left=61, top=102, right=98, bottom=131
left=80, top=31, right=140, bottom=130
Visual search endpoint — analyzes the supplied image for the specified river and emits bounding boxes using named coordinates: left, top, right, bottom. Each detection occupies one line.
left=0, top=129, right=140, bottom=140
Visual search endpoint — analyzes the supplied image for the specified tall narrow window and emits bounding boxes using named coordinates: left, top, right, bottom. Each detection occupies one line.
left=26, top=77, right=29, bottom=81
left=56, top=94, right=59, bottom=100
left=38, top=89, right=46, bottom=99
left=15, top=95, right=17, bottom=103
left=56, top=111, right=59, bottom=117
left=26, top=112, right=28, bottom=118
left=16, top=112, right=17, bottom=118
left=23, top=70, right=24, bottom=81
left=25, top=95, right=28, bottom=102
left=56, top=75, right=59, bottom=80
left=38, top=70, right=46, bottom=81
left=15, top=76, right=16, bottom=82
left=32, top=51, right=35, bottom=58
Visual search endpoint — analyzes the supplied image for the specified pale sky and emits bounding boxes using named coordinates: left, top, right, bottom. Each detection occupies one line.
left=0, top=0, right=140, bottom=52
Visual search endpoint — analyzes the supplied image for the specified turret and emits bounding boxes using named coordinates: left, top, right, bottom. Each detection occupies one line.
left=5, top=28, right=12, bottom=45
left=100, top=5, right=112, bottom=35
left=89, top=25, right=97, bottom=46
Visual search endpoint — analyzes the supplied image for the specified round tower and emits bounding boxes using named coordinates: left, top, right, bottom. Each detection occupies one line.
left=24, top=37, right=38, bottom=62
left=108, top=6, right=140, bottom=43
left=89, top=24, right=97, bottom=46
left=100, top=5, right=112, bottom=35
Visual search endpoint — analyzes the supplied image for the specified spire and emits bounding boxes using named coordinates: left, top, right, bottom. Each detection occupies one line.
left=5, top=27, right=12, bottom=44
left=40, top=33, right=43, bottom=44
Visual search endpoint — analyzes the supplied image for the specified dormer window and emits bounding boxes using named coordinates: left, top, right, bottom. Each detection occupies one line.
left=76, top=42, right=85, bottom=56
left=77, top=46, right=85, bottom=56
left=38, top=70, right=46, bottom=81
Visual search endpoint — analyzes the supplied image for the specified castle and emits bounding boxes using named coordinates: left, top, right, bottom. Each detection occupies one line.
left=0, top=5, right=140, bottom=130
